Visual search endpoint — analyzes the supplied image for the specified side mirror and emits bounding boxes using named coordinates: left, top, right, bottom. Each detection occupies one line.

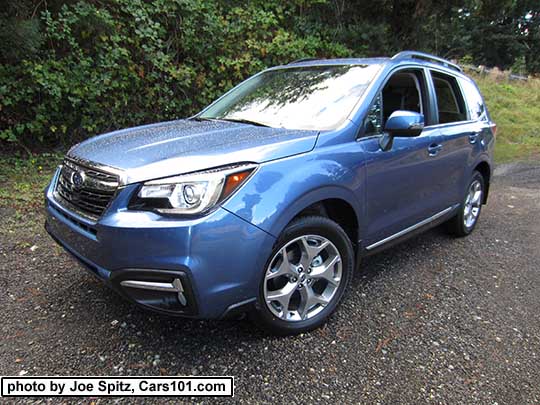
left=379, top=111, right=425, bottom=151
left=385, top=110, right=424, bottom=137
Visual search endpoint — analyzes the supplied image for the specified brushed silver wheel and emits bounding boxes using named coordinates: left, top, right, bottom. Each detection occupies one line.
left=463, top=179, right=483, bottom=228
left=263, top=234, right=342, bottom=322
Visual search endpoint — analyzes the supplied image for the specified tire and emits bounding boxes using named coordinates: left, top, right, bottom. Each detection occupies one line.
left=250, top=216, right=354, bottom=335
left=446, top=171, right=485, bottom=237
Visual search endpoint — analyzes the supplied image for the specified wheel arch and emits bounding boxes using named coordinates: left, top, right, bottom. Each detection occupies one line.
left=473, top=160, right=491, bottom=204
left=267, top=187, right=363, bottom=249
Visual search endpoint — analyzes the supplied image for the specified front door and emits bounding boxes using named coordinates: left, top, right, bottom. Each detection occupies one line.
left=359, top=68, right=444, bottom=248
left=361, top=128, right=441, bottom=247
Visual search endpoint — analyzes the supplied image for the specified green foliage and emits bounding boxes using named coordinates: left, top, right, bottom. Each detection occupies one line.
left=0, top=0, right=350, bottom=148
left=473, top=73, right=540, bottom=162
left=0, top=18, right=42, bottom=64
left=0, top=0, right=539, bottom=151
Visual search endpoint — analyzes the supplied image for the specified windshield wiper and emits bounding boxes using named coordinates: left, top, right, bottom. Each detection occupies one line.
left=190, top=117, right=215, bottom=122
left=217, top=118, right=271, bottom=127
left=192, top=116, right=270, bottom=127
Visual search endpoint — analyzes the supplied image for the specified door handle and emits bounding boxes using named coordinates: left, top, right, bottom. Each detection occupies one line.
left=428, top=143, right=443, bottom=156
left=469, top=132, right=481, bottom=144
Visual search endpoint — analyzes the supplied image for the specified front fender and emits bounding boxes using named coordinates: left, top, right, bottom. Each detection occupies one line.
left=222, top=153, right=364, bottom=240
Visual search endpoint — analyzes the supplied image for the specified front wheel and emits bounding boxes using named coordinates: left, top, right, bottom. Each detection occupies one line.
left=446, top=171, right=485, bottom=237
left=250, top=216, right=354, bottom=335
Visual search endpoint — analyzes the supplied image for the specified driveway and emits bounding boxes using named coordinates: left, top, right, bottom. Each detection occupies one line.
left=1, top=162, right=539, bottom=404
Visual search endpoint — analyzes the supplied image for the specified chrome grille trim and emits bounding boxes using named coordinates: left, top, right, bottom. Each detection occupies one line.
left=63, top=159, right=118, bottom=192
left=65, top=155, right=127, bottom=186
left=53, top=158, right=120, bottom=220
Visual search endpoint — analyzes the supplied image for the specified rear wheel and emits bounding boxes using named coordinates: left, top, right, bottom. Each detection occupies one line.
left=446, top=171, right=485, bottom=237
left=250, top=216, right=354, bottom=335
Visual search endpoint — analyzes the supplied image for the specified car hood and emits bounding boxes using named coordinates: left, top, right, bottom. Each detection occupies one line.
left=68, top=119, right=319, bottom=184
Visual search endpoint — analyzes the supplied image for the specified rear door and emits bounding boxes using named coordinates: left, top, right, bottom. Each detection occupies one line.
left=458, top=76, right=495, bottom=156
left=425, top=70, right=483, bottom=209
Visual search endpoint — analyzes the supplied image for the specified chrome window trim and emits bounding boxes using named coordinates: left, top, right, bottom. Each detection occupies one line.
left=424, top=119, right=477, bottom=130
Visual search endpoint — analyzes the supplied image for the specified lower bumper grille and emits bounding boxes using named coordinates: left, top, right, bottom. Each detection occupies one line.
left=54, top=158, right=119, bottom=220
left=110, top=269, right=198, bottom=316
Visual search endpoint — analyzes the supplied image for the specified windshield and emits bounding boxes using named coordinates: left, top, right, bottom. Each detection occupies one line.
left=198, top=64, right=381, bottom=130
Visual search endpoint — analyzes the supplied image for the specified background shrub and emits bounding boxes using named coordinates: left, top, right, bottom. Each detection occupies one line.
left=0, top=0, right=538, bottom=151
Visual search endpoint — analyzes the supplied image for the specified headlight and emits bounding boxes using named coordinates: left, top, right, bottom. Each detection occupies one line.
left=132, top=164, right=257, bottom=215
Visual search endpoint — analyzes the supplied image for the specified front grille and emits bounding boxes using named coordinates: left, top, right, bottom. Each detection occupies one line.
left=54, top=158, right=119, bottom=220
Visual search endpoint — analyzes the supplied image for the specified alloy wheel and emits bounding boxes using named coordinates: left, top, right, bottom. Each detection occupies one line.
left=463, top=179, right=483, bottom=228
left=263, top=234, right=342, bottom=322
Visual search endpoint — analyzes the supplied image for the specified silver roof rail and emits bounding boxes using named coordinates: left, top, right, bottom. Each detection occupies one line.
left=392, top=51, right=462, bottom=72
left=288, top=57, right=320, bottom=65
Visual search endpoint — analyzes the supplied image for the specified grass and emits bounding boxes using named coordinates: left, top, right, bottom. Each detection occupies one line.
left=0, top=153, right=63, bottom=214
left=472, top=73, right=540, bottom=163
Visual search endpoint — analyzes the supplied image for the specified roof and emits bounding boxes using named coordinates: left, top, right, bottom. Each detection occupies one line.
left=284, top=57, right=390, bottom=67
left=281, top=51, right=463, bottom=75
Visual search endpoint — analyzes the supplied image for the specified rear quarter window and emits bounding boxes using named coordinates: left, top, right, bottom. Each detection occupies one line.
left=459, top=78, right=488, bottom=121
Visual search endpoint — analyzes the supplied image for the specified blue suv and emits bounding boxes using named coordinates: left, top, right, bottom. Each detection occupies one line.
left=45, top=51, right=495, bottom=334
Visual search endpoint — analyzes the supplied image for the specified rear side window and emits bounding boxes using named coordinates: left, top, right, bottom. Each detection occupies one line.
left=459, top=78, right=487, bottom=121
left=431, top=72, right=467, bottom=124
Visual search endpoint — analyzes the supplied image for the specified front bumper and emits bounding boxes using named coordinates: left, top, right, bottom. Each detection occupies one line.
left=44, top=169, right=275, bottom=319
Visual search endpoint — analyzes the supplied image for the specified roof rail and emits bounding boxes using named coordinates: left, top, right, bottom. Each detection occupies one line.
left=392, top=51, right=462, bottom=72
left=288, top=57, right=320, bottom=65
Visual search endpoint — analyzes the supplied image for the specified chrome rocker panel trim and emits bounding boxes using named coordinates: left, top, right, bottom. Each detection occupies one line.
left=366, top=205, right=456, bottom=251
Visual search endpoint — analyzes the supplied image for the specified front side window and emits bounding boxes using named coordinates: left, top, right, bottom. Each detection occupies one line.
left=364, top=93, right=383, bottom=135
left=459, top=78, right=487, bottom=121
left=432, top=72, right=467, bottom=124
left=199, top=64, right=382, bottom=131
left=364, top=70, right=425, bottom=136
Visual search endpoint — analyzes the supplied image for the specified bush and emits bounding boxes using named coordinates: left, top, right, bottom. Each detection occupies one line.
left=1, top=0, right=538, bottom=151
left=0, top=0, right=350, bottom=149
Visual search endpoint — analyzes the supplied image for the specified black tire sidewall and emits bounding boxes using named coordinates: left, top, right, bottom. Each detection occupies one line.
left=252, top=216, right=354, bottom=335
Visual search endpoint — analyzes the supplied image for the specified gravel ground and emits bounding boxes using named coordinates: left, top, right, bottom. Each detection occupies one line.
left=1, top=162, right=539, bottom=404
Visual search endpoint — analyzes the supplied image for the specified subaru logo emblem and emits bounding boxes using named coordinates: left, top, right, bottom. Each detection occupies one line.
left=71, top=170, right=85, bottom=189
